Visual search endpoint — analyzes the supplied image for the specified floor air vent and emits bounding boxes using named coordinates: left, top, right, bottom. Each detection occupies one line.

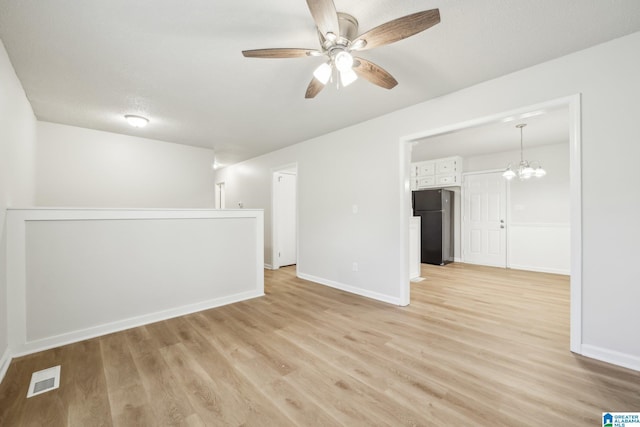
left=27, top=365, right=61, bottom=398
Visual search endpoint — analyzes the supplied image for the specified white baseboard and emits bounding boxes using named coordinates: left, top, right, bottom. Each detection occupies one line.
left=297, top=272, right=401, bottom=306
left=12, top=290, right=264, bottom=358
left=454, top=257, right=463, bottom=263
left=581, top=344, right=640, bottom=372
left=508, top=264, right=570, bottom=275
left=264, top=263, right=273, bottom=270
left=0, top=347, right=11, bottom=384
left=463, top=260, right=505, bottom=268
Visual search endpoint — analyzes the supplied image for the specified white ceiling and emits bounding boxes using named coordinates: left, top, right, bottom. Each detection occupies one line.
left=1, top=1, right=639, bottom=166
left=411, top=106, right=569, bottom=161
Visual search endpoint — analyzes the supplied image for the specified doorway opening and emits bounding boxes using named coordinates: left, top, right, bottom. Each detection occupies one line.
left=215, top=182, right=226, bottom=209
left=272, top=164, right=298, bottom=270
left=400, top=95, right=581, bottom=353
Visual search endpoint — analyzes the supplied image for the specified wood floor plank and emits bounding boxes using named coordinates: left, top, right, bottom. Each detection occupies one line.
left=158, top=342, right=242, bottom=426
left=168, top=314, right=296, bottom=426
left=100, top=333, right=149, bottom=422
left=63, top=340, right=113, bottom=427
left=0, top=356, right=39, bottom=426
left=112, top=403, right=157, bottom=427
left=129, top=344, right=196, bottom=426
left=1, top=263, right=639, bottom=426
left=259, top=377, right=342, bottom=426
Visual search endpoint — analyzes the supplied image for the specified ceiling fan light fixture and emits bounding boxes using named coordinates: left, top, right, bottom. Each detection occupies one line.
left=334, top=51, right=354, bottom=72
left=241, top=3, right=441, bottom=98
left=340, top=68, right=358, bottom=87
left=351, top=39, right=367, bottom=50
left=313, top=62, right=332, bottom=84
left=124, top=114, right=149, bottom=128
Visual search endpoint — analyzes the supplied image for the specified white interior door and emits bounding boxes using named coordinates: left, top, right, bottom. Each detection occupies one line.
left=462, top=172, right=507, bottom=267
left=274, top=172, right=297, bottom=267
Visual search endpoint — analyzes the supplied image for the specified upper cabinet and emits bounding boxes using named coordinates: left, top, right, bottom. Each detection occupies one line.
left=411, top=156, right=463, bottom=190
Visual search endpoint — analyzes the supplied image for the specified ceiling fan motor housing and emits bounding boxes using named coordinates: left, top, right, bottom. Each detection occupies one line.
left=319, top=12, right=359, bottom=48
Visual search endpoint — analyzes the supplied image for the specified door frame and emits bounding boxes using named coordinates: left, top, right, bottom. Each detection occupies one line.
left=399, top=94, right=582, bottom=354
left=271, top=163, right=298, bottom=271
left=460, top=169, right=509, bottom=267
left=215, top=181, right=226, bottom=209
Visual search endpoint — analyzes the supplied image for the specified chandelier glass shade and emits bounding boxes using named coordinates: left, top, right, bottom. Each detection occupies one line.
left=503, top=124, right=546, bottom=181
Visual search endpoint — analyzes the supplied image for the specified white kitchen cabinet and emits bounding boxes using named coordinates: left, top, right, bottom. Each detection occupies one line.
left=436, top=174, right=458, bottom=186
left=418, top=162, right=435, bottom=176
left=411, top=156, right=463, bottom=190
left=417, top=176, right=436, bottom=187
left=436, top=158, right=457, bottom=174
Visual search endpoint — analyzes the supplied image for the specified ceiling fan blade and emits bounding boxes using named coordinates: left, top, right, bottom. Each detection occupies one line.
left=306, top=0, right=339, bottom=38
left=352, top=9, right=440, bottom=51
left=242, top=48, right=320, bottom=58
left=305, top=77, right=325, bottom=98
left=353, top=58, right=398, bottom=89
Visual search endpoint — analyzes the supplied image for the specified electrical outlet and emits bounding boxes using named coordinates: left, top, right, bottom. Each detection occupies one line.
left=352, top=262, right=358, bottom=272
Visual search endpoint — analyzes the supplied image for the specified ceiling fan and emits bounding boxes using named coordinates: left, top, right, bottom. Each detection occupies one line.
left=242, top=0, right=440, bottom=98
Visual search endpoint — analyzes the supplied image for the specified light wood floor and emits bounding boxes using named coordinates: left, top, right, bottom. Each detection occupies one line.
left=1, top=263, right=638, bottom=426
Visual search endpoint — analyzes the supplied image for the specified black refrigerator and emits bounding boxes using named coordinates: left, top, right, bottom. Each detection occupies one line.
left=412, top=189, right=454, bottom=265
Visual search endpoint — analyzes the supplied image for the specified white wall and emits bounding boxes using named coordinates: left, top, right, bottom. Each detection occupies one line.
left=36, top=122, right=216, bottom=208
left=216, top=31, right=640, bottom=367
left=216, top=128, right=404, bottom=304
left=0, top=40, right=36, bottom=379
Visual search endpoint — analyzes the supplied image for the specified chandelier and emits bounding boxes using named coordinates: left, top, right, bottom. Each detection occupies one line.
left=502, top=123, right=546, bottom=181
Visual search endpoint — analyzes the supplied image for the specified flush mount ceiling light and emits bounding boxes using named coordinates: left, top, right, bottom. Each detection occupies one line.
left=503, top=123, right=547, bottom=181
left=124, top=114, right=149, bottom=128
left=242, top=0, right=440, bottom=98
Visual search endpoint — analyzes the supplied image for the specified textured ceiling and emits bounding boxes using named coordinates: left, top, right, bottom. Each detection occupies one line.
left=1, top=0, right=640, bottom=166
